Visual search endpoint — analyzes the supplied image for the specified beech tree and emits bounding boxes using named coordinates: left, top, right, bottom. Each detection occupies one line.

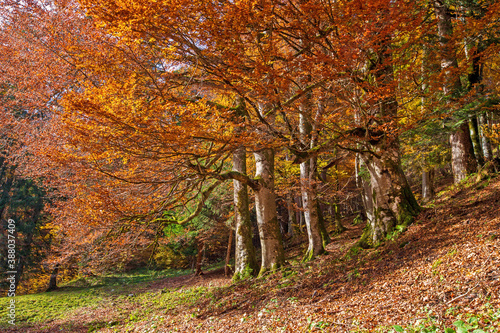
left=2, top=0, right=499, bottom=285
left=430, top=0, right=500, bottom=183
left=8, top=0, right=423, bottom=256
left=0, top=0, right=235, bottom=273
left=432, top=0, right=477, bottom=183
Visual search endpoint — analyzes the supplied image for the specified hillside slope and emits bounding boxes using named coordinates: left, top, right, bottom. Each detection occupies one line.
left=2, top=174, right=500, bottom=332
left=170, top=175, right=500, bottom=332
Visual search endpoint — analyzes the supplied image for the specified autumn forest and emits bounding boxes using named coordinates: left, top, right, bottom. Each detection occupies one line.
left=1, top=0, right=500, bottom=331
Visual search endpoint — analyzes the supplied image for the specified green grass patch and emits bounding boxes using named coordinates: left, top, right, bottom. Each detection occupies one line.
left=0, top=288, right=106, bottom=326
left=134, top=285, right=210, bottom=313
left=0, top=267, right=194, bottom=328
left=63, top=267, right=191, bottom=288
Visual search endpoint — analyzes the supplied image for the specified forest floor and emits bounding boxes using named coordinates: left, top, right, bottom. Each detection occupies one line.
left=1, top=173, right=500, bottom=332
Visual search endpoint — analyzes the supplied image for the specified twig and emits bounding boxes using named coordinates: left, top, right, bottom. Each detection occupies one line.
left=446, top=282, right=479, bottom=304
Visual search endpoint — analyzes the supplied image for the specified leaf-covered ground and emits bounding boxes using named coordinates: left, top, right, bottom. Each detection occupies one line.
left=2, top=175, right=500, bottom=332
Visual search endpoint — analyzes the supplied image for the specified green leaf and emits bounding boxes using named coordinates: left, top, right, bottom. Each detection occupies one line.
left=393, top=325, right=404, bottom=332
left=472, top=330, right=486, bottom=333
left=444, top=328, right=456, bottom=333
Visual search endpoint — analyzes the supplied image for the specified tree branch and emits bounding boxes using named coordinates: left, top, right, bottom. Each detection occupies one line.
left=177, top=180, right=222, bottom=225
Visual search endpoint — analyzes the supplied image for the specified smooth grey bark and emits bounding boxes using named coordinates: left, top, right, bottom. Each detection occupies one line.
left=356, top=152, right=374, bottom=225
left=478, top=113, right=493, bottom=161
left=467, top=45, right=485, bottom=167
left=487, top=113, right=499, bottom=159
left=359, top=167, right=375, bottom=225
left=232, top=147, right=258, bottom=280
left=420, top=45, right=437, bottom=204
left=469, top=116, right=485, bottom=167
left=299, top=111, right=325, bottom=260
left=355, top=153, right=361, bottom=188
left=293, top=21, right=326, bottom=260
left=433, top=0, right=477, bottom=183
left=422, top=168, right=435, bottom=203
left=450, top=122, right=477, bottom=183
left=253, top=148, right=284, bottom=276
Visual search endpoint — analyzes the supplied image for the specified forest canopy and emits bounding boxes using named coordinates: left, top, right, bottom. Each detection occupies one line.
left=0, top=0, right=499, bottom=291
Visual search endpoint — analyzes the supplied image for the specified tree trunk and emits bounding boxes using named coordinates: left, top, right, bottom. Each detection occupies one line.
left=478, top=113, right=493, bottom=161
left=253, top=148, right=285, bottom=276
left=358, top=146, right=421, bottom=247
left=332, top=171, right=346, bottom=234
left=357, top=37, right=420, bottom=248
left=300, top=158, right=325, bottom=260
left=316, top=202, right=331, bottom=246
left=332, top=199, right=345, bottom=234
left=469, top=116, right=484, bottom=167
left=232, top=147, right=258, bottom=280
left=46, top=264, right=59, bottom=292
left=450, top=122, right=477, bottom=183
left=14, top=256, right=24, bottom=293
left=318, top=163, right=345, bottom=235
left=358, top=155, right=375, bottom=225
left=225, top=229, right=233, bottom=277
left=0, top=159, right=16, bottom=220
left=286, top=194, right=298, bottom=237
left=433, top=0, right=477, bottom=183
left=422, top=168, right=435, bottom=203
left=433, top=0, right=461, bottom=93
left=296, top=196, right=304, bottom=233
left=298, top=107, right=325, bottom=260
left=195, top=241, right=204, bottom=276
left=11, top=194, right=42, bottom=293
